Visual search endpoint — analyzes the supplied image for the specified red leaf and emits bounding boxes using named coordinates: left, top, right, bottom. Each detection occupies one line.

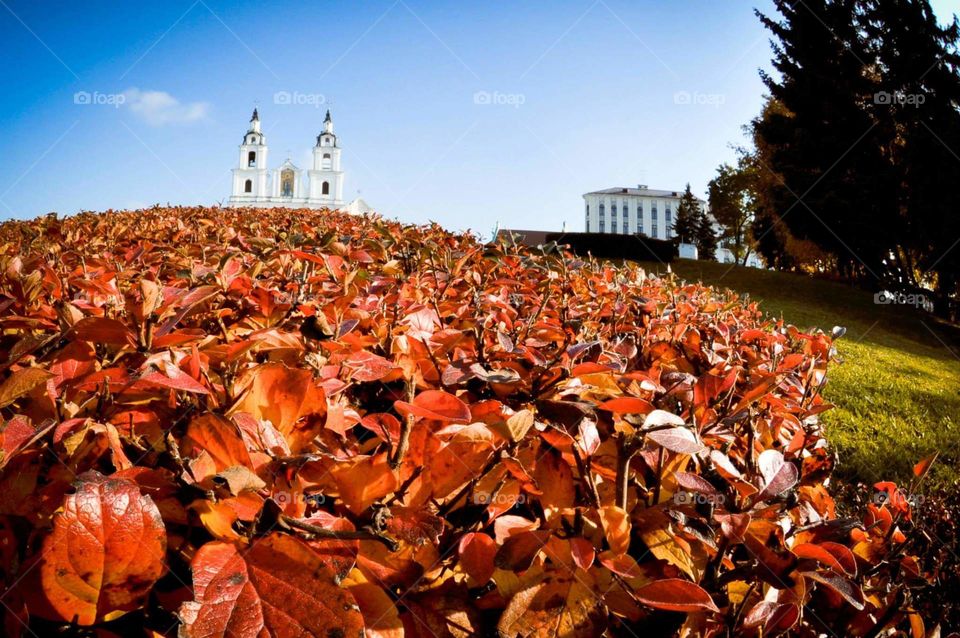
left=598, top=397, right=654, bottom=414
left=72, top=317, right=135, bottom=346
left=138, top=367, right=209, bottom=394
left=344, top=350, right=398, bottom=383
left=458, top=532, right=497, bottom=583
left=395, top=389, right=471, bottom=423
left=179, top=534, right=365, bottom=637
left=495, top=530, right=551, bottom=571
left=802, top=570, right=865, bottom=610
left=757, top=449, right=798, bottom=500
left=646, top=426, right=704, bottom=454
left=598, top=550, right=642, bottom=578
left=569, top=537, right=596, bottom=570
left=793, top=542, right=857, bottom=577
left=743, top=601, right=800, bottom=635
left=634, top=578, right=719, bottom=613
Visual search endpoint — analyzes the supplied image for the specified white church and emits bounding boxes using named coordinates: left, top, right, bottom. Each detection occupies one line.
left=227, top=109, right=373, bottom=214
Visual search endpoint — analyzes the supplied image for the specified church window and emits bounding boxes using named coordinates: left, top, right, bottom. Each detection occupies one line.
left=322, top=153, right=332, bottom=170
left=248, top=151, right=256, bottom=167
left=322, top=181, right=330, bottom=195
left=244, top=179, right=252, bottom=193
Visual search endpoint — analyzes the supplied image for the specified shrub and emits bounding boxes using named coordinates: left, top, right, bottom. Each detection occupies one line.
left=0, top=207, right=935, bottom=636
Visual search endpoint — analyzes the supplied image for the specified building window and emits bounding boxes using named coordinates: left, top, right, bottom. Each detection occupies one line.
left=665, top=203, right=673, bottom=238
left=621, top=204, right=628, bottom=232
left=322, top=153, right=332, bottom=170
left=322, top=181, right=330, bottom=195
left=599, top=202, right=605, bottom=222
left=599, top=220, right=605, bottom=232
left=652, top=219, right=659, bottom=237
left=612, top=217, right=617, bottom=233
left=244, top=179, right=252, bottom=193
left=247, top=151, right=256, bottom=167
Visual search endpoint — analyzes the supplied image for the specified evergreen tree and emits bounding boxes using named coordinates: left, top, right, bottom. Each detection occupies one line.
left=755, top=0, right=894, bottom=282
left=864, top=0, right=960, bottom=312
left=694, top=208, right=719, bottom=261
left=671, top=183, right=701, bottom=244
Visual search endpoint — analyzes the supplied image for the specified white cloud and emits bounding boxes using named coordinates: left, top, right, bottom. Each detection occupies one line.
left=121, top=88, right=209, bottom=126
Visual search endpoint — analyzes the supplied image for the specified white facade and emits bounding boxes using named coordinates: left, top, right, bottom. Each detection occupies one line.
left=582, top=186, right=705, bottom=241
left=228, top=109, right=368, bottom=212
left=584, top=185, right=765, bottom=269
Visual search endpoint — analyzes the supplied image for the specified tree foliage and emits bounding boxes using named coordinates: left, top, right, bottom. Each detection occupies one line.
left=671, top=184, right=701, bottom=245
left=707, top=161, right=756, bottom=266
left=752, top=0, right=960, bottom=314
left=0, top=207, right=936, bottom=636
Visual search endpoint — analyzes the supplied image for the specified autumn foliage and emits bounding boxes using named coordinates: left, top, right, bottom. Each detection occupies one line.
left=0, top=207, right=935, bottom=636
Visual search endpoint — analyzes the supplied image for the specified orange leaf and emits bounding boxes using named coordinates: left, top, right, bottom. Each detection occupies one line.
left=913, top=452, right=938, bottom=478
left=228, top=362, right=327, bottom=452
left=0, top=368, right=53, bottom=409
left=458, top=532, right=497, bottom=583
left=181, top=414, right=253, bottom=480
left=598, top=505, right=631, bottom=556
left=179, top=534, right=364, bottom=637
left=29, top=471, right=166, bottom=625
left=331, top=452, right=398, bottom=515
left=634, top=578, right=719, bottom=613
left=395, top=389, right=471, bottom=423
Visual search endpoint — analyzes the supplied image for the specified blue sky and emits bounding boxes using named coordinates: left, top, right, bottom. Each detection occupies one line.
left=1, top=1, right=956, bottom=235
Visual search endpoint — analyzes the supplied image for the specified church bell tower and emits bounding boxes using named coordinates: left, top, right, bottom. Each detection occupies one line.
left=230, top=108, right=269, bottom=202
left=308, top=110, right=344, bottom=206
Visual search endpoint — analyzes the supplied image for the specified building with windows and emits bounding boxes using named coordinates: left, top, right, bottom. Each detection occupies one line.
left=582, top=186, right=703, bottom=241
left=227, top=109, right=373, bottom=213
left=583, top=185, right=765, bottom=268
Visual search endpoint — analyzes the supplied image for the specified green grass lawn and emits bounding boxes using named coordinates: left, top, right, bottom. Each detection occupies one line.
left=636, top=258, right=960, bottom=489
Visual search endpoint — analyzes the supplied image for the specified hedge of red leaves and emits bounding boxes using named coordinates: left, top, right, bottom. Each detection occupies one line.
left=0, top=207, right=936, bottom=637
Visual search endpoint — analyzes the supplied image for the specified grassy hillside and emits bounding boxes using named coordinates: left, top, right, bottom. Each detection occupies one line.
left=639, top=258, right=960, bottom=489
